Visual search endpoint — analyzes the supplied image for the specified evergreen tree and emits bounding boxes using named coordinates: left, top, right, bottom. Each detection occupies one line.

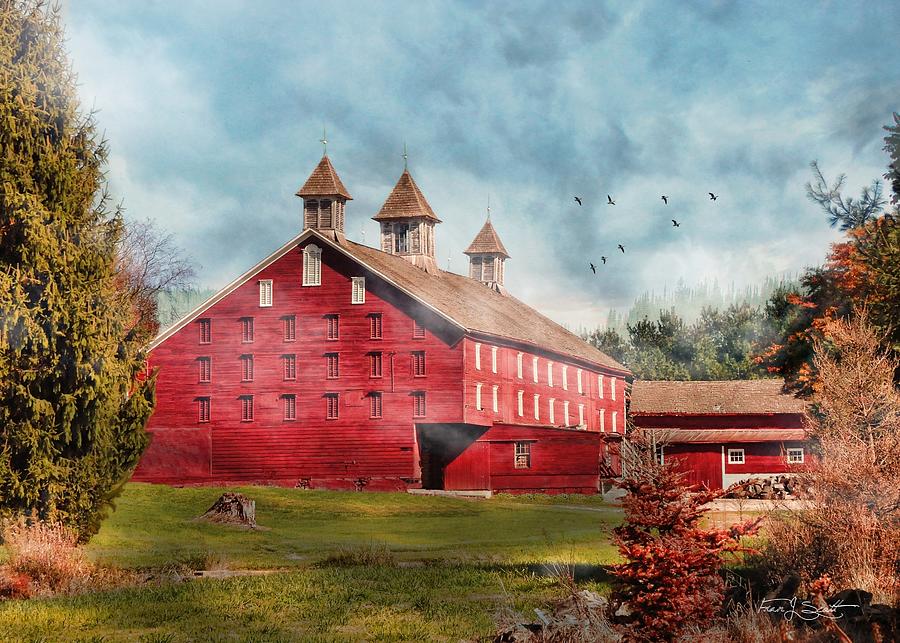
left=0, top=1, right=153, bottom=538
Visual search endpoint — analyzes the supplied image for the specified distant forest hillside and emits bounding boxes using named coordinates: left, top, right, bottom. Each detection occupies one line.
left=157, top=288, right=218, bottom=329
left=604, top=274, right=800, bottom=332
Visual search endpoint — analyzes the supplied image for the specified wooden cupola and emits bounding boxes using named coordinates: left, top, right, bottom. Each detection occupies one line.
left=464, top=217, right=510, bottom=294
left=296, top=155, right=352, bottom=243
left=372, top=169, right=442, bottom=274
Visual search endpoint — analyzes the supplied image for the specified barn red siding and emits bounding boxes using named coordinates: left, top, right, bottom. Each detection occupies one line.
left=722, top=441, right=807, bottom=475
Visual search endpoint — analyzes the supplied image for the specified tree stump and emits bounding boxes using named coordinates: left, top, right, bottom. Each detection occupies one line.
left=199, top=492, right=256, bottom=528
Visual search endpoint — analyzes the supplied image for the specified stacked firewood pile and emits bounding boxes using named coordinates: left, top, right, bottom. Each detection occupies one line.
left=724, top=475, right=804, bottom=500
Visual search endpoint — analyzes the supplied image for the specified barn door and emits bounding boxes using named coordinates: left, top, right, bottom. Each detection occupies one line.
left=443, top=442, right=491, bottom=490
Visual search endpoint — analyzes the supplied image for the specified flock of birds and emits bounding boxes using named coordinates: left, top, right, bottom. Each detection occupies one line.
left=581, top=191, right=719, bottom=274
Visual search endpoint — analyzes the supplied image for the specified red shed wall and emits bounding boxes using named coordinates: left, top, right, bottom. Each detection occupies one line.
left=663, top=441, right=808, bottom=490
left=135, top=240, right=465, bottom=487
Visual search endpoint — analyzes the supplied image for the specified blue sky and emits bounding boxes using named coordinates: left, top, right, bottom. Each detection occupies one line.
left=63, top=1, right=900, bottom=329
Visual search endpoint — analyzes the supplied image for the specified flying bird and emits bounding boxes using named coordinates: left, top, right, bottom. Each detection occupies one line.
left=672, top=219, right=680, bottom=227
left=607, top=195, right=615, bottom=205
left=709, top=192, right=718, bottom=201
left=601, top=256, right=607, bottom=264
left=590, top=262, right=596, bottom=274
left=574, top=196, right=582, bottom=206
left=617, top=244, right=625, bottom=253
left=661, top=195, right=668, bottom=205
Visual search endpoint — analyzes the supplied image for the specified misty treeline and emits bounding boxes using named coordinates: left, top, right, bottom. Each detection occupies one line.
left=589, top=112, right=900, bottom=392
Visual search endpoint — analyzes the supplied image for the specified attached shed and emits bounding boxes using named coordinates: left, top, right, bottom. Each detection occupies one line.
left=629, top=380, right=809, bottom=490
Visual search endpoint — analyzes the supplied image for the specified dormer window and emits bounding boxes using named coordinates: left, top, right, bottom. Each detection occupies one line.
left=302, top=244, right=322, bottom=286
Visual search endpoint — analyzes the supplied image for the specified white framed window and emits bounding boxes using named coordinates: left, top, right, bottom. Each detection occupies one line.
left=612, top=410, right=618, bottom=433
left=517, top=390, right=524, bottom=417
left=302, top=244, right=322, bottom=286
left=351, top=277, right=365, bottom=304
left=578, top=403, right=585, bottom=427
left=516, top=352, right=523, bottom=379
left=562, top=365, right=568, bottom=390
left=598, top=374, right=604, bottom=399
left=475, top=342, right=481, bottom=370
left=577, top=369, right=583, bottom=395
left=610, top=377, right=617, bottom=401
left=259, top=279, right=273, bottom=307
left=728, top=448, right=745, bottom=464
left=533, top=394, right=540, bottom=420
left=491, top=346, right=498, bottom=373
left=547, top=362, right=554, bottom=387
left=599, top=408, right=605, bottom=432
left=475, top=383, right=483, bottom=411
left=549, top=398, right=555, bottom=424
left=787, top=448, right=804, bottom=464
left=532, top=356, right=539, bottom=383
left=492, top=385, right=499, bottom=413
left=563, top=400, right=570, bottom=425
left=514, top=442, right=531, bottom=469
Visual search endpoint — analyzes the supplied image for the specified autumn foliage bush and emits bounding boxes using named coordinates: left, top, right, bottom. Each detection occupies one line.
left=611, top=438, right=760, bottom=642
left=0, top=516, right=92, bottom=597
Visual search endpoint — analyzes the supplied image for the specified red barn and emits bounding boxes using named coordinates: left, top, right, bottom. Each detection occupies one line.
left=629, top=380, right=808, bottom=490
left=133, top=154, right=630, bottom=493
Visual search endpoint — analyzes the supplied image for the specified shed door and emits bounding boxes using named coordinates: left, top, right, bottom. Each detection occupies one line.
left=666, top=444, right=723, bottom=491
left=444, top=442, right=490, bottom=490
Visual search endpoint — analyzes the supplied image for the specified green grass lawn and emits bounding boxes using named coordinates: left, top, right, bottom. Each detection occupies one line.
left=0, top=484, right=622, bottom=642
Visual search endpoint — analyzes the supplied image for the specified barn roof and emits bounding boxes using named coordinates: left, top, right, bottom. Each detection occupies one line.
left=372, top=170, right=441, bottom=222
left=635, top=427, right=806, bottom=443
left=295, top=155, right=352, bottom=199
left=464, top=219, right=510, bottom=258
left=630, top=380, right=807, bottom=415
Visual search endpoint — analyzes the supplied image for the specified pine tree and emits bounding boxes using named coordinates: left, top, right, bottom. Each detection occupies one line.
left=0, top=1, right=153, bottom=538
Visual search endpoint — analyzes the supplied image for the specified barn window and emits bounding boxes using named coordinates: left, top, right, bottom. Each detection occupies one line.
left=612, top=410, right=618, bottom=433
left=240, top=396, right=254, bottom=422
left=325, top=314, right=339, bottom=340
left=549, top=398, right=555, bottom=424
left=413, top=392, right=426, bottom=417
left=475, top=383, right=483, bottom=410
left=199, top=318, right=211, bottom=344
left=369, top=313, right=383, bottom=339
left=198, top=397, right=210, bottom=423
left=547, top=362, right=554, bottom=387
left=483, top=258, right=495, bottom=281
left=578, top=404, right=585, bottom=427
left=369, top=352, right=383, bottom=378
left=241, top=355, right=254, bottom=382
left=198, top=357, right=211, bottom=383
left=319, top=199, right=332, bottom=227
left=283, top=354, right=296, bottom=381
left=412, top=351, right=426, bottom=377
left=562, top=365, right=568, bottom=390
left=516, top=352, right=523, bottom=379
left=514, top=442, right=531, bottom=469
left=492, top=385, right=499, bottom=413
left=517, top=390, right=524, bottom=417
left=599, top=408, right=605, bottom=432
left=394, top=223, right=409, bottom=253
left=532, top=356, right=539, bottom=383
left=474, top=343, right=481, bottom=370
left=491, top=346, right=498, bottom=373
left=283, top=315, right=296, bottom=341
left=304, top=200, right=318, bottom=229
left=413, top=319, right=426, bottom=339
left=610, top=377, right=617, bottom=401
left=470, top=256, right=482, bottom=280
left=369, top=392, right=383, bottom=419
left=787, top=448, right=804, bottom=464
left=283, top=394, right=296, bottom=421
left=351, top=277, right=365, bottom=304
left=728, top=448, right=745, bottom=464
left=326, top=353, right=339, bottom=379
left=577, top=369, right=583, bottom=395
left=598, top=374, right=604, bottom=399
left=325, top=393, right=339, bottom=419
left=302, top=244, right=322, bottom=286
left=533, top=394, right=540, bottom=420
left=241, top=317, right=254, bottom=343
left=563, top=400, right=570, bottom=425
left=259, top=279, right=273, bottom=307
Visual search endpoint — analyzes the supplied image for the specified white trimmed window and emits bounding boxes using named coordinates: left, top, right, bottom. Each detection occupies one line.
left=351, top=277, right=365, bottom=304
left=563, top=400, right=570, bottom=425
left=532, top=356, right=539, bottom=383
left=514, top=442, right=531, bottom=469
left=302, top=244, right=322, bottom=286
left=599, top=408, right=605, bottom=432
left=533, top=394, right=540, bottom=420
left=578, top=403, right=585, bottom=427
left=610, top=377, right=617, bottom=401
left=577, top=369, right=583, bottom=394
left=548, top=398, right=556, bottom=424
left=598, top=374, right=604, bottom=399
left=787, top=448, right=804, bottom=464
left=612, top=410, right=618, bottom=433
left=492, top=385, right=499, bottom=413
left=728, top=448, right=745, bottom=464
left=517, top=390, right=524, bottom=417
left=259, top=279, right=273, bottom=307
left=562, top=365, right=568, bottom=390
left=547, top=362, right=554, bottom=387
left=475, top=383, right=483, bottom=410
left=475, top=343, right=481, bottom=370
left=491, top=346, right=498, bottom=373
left=516, top=352, right=523, bottom=379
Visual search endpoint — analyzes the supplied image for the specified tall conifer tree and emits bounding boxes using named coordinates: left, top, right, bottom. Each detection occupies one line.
left=0, top=0, right=153, bottom=538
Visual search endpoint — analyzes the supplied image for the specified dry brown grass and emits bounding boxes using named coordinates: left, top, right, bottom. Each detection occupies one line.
left=1, top=516, right=92, bottom=597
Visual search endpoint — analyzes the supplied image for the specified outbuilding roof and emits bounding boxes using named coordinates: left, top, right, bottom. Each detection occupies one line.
left=634, top=428, right=806, bottom=443
left=295, top=155, right=352, bottom=199
left=464, top=219, right=510, bottom=258
left=372, top=170, right=441, bottom=222
left=630, top=380, right=807, bottom=415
